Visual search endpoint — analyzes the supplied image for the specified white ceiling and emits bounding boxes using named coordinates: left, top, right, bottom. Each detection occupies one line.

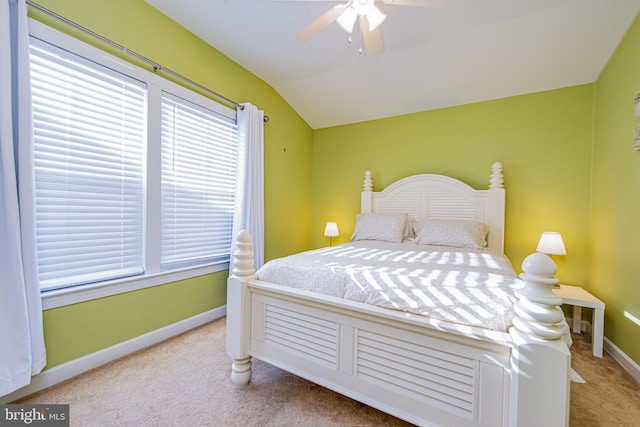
left=145, top=0, right=640, bottom=129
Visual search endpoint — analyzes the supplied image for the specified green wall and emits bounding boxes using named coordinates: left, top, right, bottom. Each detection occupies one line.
left=43, top=273, right=226, bottom=367
left=30, top=0, right=313, bottom=368
left=591, top=14, right=640, bottom=364
left=312, top=85, right=594, bottom=287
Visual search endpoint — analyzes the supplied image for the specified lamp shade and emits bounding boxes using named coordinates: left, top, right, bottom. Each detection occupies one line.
left=365, top=6, right=386, bottom=31
left=324, top=222, right=339, bottom=237
left=536, top=232, right=566, bottom=256
left=336, top=6, right=357, bottom=33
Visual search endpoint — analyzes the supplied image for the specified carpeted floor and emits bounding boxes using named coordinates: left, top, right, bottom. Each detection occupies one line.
left=15, top=317, right=640, bottom=426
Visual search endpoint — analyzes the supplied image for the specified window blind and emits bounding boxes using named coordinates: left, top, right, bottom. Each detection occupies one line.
left=30, top=39, right=147, bottom=291
left=160, top=92, right=238, bottom=268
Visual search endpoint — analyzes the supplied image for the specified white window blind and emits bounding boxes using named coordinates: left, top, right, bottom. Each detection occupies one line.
left=160, top=93, right=238, bottom=269
left=30, top=38, right=147, bottom=291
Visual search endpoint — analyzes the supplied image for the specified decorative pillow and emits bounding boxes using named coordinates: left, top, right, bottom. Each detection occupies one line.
left=413, top=219, right=489, bottom=249
left=351, top=213, right=408, bottom=243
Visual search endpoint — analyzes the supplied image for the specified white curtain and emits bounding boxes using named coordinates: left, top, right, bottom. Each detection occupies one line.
left=0, top=0, right=46, bottom=397
left=232, top=103, right=265, bottom=270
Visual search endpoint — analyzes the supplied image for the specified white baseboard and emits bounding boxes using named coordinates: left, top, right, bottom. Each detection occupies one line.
left=1, top=306, right=226, bottom=404
left=566, top=316, right=640, bottom=383
left=604, top=337, right=640, bottom=383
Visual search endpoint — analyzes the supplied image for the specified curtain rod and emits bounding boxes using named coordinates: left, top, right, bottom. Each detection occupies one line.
left=25, top=0, right=270, bottom=122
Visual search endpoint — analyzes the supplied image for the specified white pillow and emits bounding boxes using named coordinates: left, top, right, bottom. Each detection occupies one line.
left=413, top=219, right=489, bottom=249
left=351, top=213, right=408, bottom=243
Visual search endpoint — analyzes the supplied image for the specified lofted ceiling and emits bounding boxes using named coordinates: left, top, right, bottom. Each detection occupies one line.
left=145, top=0, right=640, bottom=129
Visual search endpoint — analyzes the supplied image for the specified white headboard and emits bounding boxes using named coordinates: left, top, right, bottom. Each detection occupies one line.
left=361, top=162, right=506, bottom=252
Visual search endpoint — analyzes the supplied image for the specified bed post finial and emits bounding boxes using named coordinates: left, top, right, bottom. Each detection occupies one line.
left=362, top=170, right=374, bottom=214
left=489, top=162, right=504, bottom=189
left=232, top=230, right=255, bottom=277
left=363, top=170, right=373, bottom=192
left=511, top=252, right=566, bottom=340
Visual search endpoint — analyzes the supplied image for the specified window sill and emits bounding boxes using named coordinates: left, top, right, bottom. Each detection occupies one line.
left=41, top=262, right=230, bottom=310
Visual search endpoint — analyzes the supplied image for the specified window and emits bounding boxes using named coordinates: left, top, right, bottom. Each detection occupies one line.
left=160, top=93, right=238, bottom=269
left=28, top=20, right=238, bottom=302
left=30, top=39, right=147, bottom=291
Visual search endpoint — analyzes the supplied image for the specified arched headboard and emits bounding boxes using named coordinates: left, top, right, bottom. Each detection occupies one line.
left=361, top=162, right=506, bottom=252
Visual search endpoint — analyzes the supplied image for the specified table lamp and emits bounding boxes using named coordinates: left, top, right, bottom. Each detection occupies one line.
left=324, top=222, right=339, bottom=246
left=536, top=231, right=566, bottom=287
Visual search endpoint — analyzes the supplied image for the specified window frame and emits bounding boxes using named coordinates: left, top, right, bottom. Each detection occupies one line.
left=29, top=19, right=236, bottom=310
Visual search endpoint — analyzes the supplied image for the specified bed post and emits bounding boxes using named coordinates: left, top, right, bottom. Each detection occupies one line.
left=487, top=162, right=505, bottom=252
left=226, top=230, right=255, bottom=387
left=361, top=170, right=373, bottom=213
left=509, top=252, right=571, bottom=427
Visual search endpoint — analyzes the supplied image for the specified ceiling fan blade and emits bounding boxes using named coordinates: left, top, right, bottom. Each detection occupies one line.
left=379, top=0, right=444, bottom=7
left=295, top=4, right=346, bottom=42
left=360, top=16, right=385, bottom=57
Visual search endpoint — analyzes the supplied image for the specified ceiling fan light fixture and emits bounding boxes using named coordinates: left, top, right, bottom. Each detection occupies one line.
left=366, top=6, right=386, bottom=31
left=336, top=6, right=358, bottom=33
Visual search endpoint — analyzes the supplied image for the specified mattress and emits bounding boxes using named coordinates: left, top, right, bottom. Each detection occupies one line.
left=256, top=240, right=524, bottom=332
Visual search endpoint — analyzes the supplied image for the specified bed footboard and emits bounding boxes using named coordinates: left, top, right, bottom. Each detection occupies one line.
left=226, top=231, right=570, bottom=427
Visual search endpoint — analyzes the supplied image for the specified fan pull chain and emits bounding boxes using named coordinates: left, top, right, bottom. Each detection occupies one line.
left=346, top=23, right=365, bottom=55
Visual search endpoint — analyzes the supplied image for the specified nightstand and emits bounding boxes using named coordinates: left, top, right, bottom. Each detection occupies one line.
left=552, top=284, right=605, bottom=357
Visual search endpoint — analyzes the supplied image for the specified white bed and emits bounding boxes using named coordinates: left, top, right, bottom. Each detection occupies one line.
left=226, top=163, right=571, bottom=427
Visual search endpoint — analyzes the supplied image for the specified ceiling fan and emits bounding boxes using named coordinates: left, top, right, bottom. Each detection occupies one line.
left=292, top=0, right=439, bottom=57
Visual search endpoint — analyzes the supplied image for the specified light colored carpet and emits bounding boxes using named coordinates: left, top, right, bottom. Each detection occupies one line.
left=15, top=317, right=640, bottom=426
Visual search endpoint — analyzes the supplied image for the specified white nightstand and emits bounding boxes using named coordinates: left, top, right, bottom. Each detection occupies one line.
left=552, top=284, right=605, bottom=357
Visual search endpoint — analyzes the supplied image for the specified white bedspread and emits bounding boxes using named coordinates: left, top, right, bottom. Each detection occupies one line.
left=256, top=240, right=524, bottom=332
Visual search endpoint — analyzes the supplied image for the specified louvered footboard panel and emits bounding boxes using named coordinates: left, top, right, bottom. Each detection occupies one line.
left=249, top=290, right=510, bottom=427
left=357, top=330, right=476, bottom=419
left=263, top=304, right=338, bottom=369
